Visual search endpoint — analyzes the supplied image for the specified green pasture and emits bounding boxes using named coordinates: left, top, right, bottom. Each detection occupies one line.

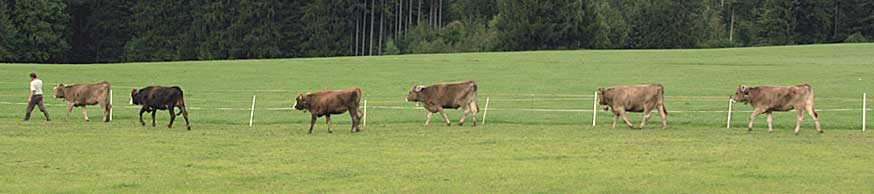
left=1, top=43, right=873, bottom=193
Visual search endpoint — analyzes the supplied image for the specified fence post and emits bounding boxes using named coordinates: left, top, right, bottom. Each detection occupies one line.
left=481, top=97, right=490, bottom=126
left=592, top=92, right=598, bottom=127
left=727, top=97, right=733, bottom=128
left=363, top=99, right=367, bottom=127
left=249, top=95, right=256, bottom=127
left=109, top=89, right=113, bottom=121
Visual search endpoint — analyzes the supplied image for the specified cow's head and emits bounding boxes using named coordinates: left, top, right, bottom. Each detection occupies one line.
left=130, top=89, right=141, bottom=105
left=293, top=93, right=309, bottom=111
left=406, top=85, right=424, bottom=103
left=732, top=85, right=750, bottom=103
left=53, top=83, right=66, bottom=99
left=597, top=88, right=611, bottom=111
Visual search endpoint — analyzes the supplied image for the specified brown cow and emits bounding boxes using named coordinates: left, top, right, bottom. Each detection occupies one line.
left=732, top=84, right=822, bottom=134
left=53, top=81, right=112, bottom=122
left=406, top=80, right=479, bottom=127
left=598, top=84, right=668, bottom=129
left=131, top=86, right=191, bottom=130
left=293, top=88, right=363, bottom=134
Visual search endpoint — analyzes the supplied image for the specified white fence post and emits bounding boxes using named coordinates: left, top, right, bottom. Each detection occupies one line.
left=481, top=97, right=490, bottom=126
left=363, top=99, right=367, bottom=127
left=109, top=89, right=113, bottom=121
left=249, top=95, right=256, bottom=127
left=726, top=97, right=733, bottom=128
left=592, top=92, right=598, bottom=127
left=864, top=93, right=867, bottom=132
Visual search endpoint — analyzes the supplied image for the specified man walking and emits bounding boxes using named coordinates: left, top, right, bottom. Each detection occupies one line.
left=25, top=73, right=50, bottom=121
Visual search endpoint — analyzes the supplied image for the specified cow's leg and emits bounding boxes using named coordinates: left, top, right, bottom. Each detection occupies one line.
left=308, top=114, right=317, bottom=134
left=325, top=114, right=333, bottom=133
left=611, top=113, right=619, bottom=129
left=658, top=104, right=667, bottom=129
left=639, top=106, right=652, bottom=129
left=168, top=106, right=176, bottom=128
left=793, top=109, right=805, bottom=135
left=102, top=102, right=111, bottom=122
left=81, top=106, right=89, bottom=122
left=424, top=112, right=434, bottom=127
left=618, top=109, right=634, bottom=129
left=767, top=112, right=774, bottom=133
left=470, top=103, right=478, bottom=127
left=151, top=109, right=157, bottom=127
left=438, top=109, right=451, bottom=126
left=180, top=106, right=191, bottom=130
left=748, top=108, right=765, bottom=131
left=349, top=109, right=360, bottom=132
left=805, top=105, right=822, bottom=133
left=138, top=107, right=147, bottom=126
left=65, top=103, right=73, bottom=120
left=458, top=107, right=469, bottom=126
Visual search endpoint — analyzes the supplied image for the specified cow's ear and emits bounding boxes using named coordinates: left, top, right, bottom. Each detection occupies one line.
left=414, top=86, right=424, bottom=92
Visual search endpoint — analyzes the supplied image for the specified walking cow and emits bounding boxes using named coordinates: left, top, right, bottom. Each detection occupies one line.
left=131, top=86, right=191, bottom=130
left=598, top=84, right=668, bottom=129
left=53, top=81, right=112, bottom=122
left=731, top=84, right=822, bottom=134
left=406, top=80, right=479, bottom=127
left=293, top=88, right=363, bottom=134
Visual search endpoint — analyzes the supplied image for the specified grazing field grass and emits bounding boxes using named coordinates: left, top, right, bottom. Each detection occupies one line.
left=1, top=43, right=873, bottom=193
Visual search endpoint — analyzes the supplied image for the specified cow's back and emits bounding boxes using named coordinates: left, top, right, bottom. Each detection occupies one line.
left=66, top=82, right=110, bottom=105
left=748, top=84, right=813, bottom=111
left=426, top=81, right=477, bottom=108
left=604, top=84, right=663, bottom=111
left=149, top=87, right=184, bottom=105
left=307, top=88, right=361, bottom=115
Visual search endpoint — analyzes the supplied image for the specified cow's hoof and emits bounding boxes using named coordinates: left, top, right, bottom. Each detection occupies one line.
left=187, top=127, right=191, bottom=130
left=458, top=123, right=464, bottom=126
left=819, top=131, right=824, bottom=134
left=85, top=120, right=90, bottom=122
left=794, top=133, right=799, bottom=135
left=446, top=123, right=451, bottom=127
left=768, top=131, right=773, bottom=133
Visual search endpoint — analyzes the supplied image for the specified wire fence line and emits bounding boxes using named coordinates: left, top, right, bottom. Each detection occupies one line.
left=1, top=101, right=870, bottom=113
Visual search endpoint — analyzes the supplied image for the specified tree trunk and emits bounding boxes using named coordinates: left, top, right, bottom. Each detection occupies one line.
left=417, top=0, right=421, bottom=26
left=729, top=6, right=735, bottom=41
left=379, top=0, right=385, bottom=55
left=355, top=16, right=360, bottom=56
left=408, top=0, right=412, bottom=33
left=369, top=0, right=375, bottom=56
left=397, top=0, right=401, bottom=37
left=362, top=0, right=367, bottom=56
left=833, top=0, right=838, bottom=40
left=438, top=0, right=442, bottom=27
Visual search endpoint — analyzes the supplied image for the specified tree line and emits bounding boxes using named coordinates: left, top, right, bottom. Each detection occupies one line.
left=0, top=0, right=871, bottom=63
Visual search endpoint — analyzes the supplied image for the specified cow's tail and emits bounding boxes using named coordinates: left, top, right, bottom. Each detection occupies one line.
left=806, top=84, right=818, bottom=117
left=104, top=83, right=112, bottom=112
left=175, top=86, right=185, bottom=116
left=657, top=84, right=667, bottom=115
left=351, top=87, right=363, bottom=118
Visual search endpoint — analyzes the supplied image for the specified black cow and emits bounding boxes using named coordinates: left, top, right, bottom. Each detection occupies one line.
left=131, top=86, right=191, bottom=130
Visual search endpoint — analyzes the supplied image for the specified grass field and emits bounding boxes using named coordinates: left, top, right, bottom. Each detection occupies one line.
left=1, top=43, right=873, bottom=193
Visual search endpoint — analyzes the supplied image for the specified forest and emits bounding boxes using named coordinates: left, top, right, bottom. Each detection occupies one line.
left=0, top=0, right=872, bottom=63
